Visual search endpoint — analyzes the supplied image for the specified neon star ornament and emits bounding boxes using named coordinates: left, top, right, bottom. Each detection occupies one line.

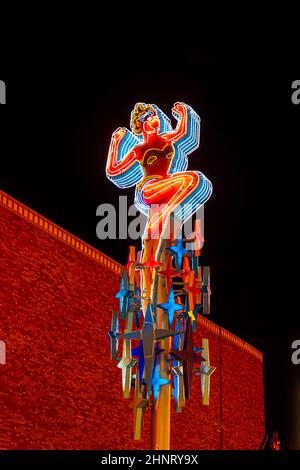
left=168, top=234, right=189, bottom=271
left=170, top=317, right=205, bottom=400
left=152, top=361, right=170, bottom=406
left=195, top=339, right=216, bottom=406
left=157, top=285, right=184, bottom=327
left=108, top=310, right=119, bottom=360
left=117, top=337, right=137, bottom=399
left=141, top=248, right=163, bottom=278
left=157, top=255, right=178, bottom=293
left=116, top=270, right=130, bottom=319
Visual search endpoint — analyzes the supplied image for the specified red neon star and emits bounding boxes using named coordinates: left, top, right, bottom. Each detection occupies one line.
left=141, top=249, right=162, bottom=277
left=157, top=256, right=179, bottom=292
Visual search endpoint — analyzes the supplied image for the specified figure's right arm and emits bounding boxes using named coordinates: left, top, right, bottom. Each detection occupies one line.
left=106, top=128, right=143, bottom=188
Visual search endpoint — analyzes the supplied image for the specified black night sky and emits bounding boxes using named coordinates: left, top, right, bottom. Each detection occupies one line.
left=0, top=8, right=299, bottom=450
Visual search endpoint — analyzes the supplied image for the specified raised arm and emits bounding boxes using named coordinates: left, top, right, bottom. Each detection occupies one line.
left=163, top=102, right=201, bottom=173
left=162, top=103, right=189, bottom=142
left=106, top=127, right=143, bottom=188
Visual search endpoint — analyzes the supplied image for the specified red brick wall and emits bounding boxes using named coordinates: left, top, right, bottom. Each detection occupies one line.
left=221, top=335, right=265, bottom=449
left=171, top=322, right=265, bottom=450
left=170, top=322, right=221, bottom=450
left=0, top=191, right=265, bottom=450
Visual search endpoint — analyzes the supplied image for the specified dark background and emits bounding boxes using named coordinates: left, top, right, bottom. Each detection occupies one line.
left=0, top=7, right=299, bottom=449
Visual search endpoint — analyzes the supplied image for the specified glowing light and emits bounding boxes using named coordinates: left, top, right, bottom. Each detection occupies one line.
left=152, top=362, right=170, bottom=401
left=157, top=285, right=183, bottom=327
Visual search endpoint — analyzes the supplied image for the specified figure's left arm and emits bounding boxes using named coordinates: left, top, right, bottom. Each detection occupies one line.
left=162, top=102, right=200, bottom=153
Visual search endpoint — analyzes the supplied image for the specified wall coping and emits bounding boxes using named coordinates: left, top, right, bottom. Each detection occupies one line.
left=0, top=189, right=263, bottom=361
left=0, top=189, right=123, bottom=276
left=199, top=316, right=263, bottom=361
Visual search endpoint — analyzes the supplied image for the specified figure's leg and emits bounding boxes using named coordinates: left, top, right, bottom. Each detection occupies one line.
left=140, top=172, right=212, bottom=314
left=140, top=237, right=160, bottom=313
left=142, top=172, right=201, bottom=238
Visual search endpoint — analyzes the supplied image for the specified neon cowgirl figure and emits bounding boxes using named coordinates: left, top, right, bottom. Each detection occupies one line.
left=106, top=102, right=212, bottom=308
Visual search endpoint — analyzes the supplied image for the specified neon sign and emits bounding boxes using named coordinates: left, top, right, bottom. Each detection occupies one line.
left=106, top=102, right=214, bottom=449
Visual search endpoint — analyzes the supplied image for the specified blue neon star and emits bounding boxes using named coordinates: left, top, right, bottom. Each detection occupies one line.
left=168, top=235, right=189, bottom=271
left=116, top=288, right=130, bottom=318
left=152, top=362, right=170, bottom=400
left=157, top=286, right=183, bottom=327
left=116, top=271, right=131, bottom=318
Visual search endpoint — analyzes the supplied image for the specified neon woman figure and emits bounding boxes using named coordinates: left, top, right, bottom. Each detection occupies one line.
left=106, top=102, right=212, bottom=308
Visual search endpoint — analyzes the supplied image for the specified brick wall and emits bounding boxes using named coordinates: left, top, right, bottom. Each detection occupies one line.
left=0, top=190, right=265, bottom=449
